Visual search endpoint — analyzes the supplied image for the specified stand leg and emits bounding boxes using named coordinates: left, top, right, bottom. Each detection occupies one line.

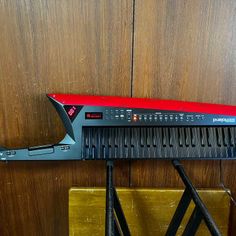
left=114, top=188, right=131, bottom=236
left=171, top=160, right=221, bottom=236
left=114, top=218, right=120, bottom=236
left=105, top=160, right=131, bottom=236
left=182, top=207, right=202, bottom=236
left=105, top=161, right=114, bottom=236
left=165, top=189, right=191, bottom=236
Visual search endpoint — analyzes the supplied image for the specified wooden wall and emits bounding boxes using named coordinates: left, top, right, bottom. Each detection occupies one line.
left=0, top=0, right=235, bottom=235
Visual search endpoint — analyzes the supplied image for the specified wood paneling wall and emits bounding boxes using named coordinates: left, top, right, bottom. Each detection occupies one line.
left=0, top=0, right=235, bottom=235
left=131, top=1, right=236, bottom=235
left=0, top=1, right=133, bottom=235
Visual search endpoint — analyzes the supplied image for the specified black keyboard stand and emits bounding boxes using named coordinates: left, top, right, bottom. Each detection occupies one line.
left=105, top=160, right=222, bottom=236
left=105, top=161, right=131, bottom=236
left=166, top=160, right=221, bottom=236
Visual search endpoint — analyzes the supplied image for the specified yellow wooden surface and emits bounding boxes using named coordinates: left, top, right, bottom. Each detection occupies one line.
left=69, top=188, right=230, bottom=236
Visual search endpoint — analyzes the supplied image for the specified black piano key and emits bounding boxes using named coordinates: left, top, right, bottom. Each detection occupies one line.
left=207, top=127, right=214, bottom=157
left=99, top=128, right=104, bottom=159
left=229, top=127, right=235, bottom=146
left=147, top=128, right=152, bottom=147
left=101, top=128, right=106, bottom=158
left=149, top=128, right=155, bottom=157
left=160, top=127, right=166, bottom=156
left=164, top=127, right=170, bottom=157
left=130, top=128, right=136, bottom=158
left=130, top=128, right=135, bottom=147
left=216, top=128, right=223, bottom=147
left=194, top=128, right=201, bottom=158
left=108, top=128, right=114, bottom=158
left=179, top=128, right=184, bottom=147
left=100, top=128, right=104, bottom=146
left=139, top=128, right=143, bottom=147
left=139, top=128, right=144, bottom=158
left=87, top=128, right=92, bottom=159
left=157, top=127, right=162, bottom=145
left=113, top=128, right=117, bottom=158
left=104, top=128, right=110, bottom=158
left=216, top=127, right=225, bottom=158
left=146, top=128, right=152, bottom=158
left=140, top=128, right=146, bottom=147
left=153, top=127, right=157, bottom=147
left=117, top=128, right=123, bottom=158
left=179, top=128, right=185, bottom=147
left=114, top=128, right=119, bottom=158
left=210, top=127, right=218, bottom=158
left=195, top=127, right=200, bottom=145
left=114, top=128, right=118, bottom=147
left=82, top=128, right=87, bottom=158
left=141, top=128, right=147, bottom=158
left=178, top=127, right=186, bottom=157
left=223, top=127, right=229, bottom=147
left=156, top=128, right=162, bottom=157
left=206, top=128, right=212, bottom=147
left=90, top=128, right=95, bottom=159
left=187, top=128, right=195, bottom=158
left=93, top=128, right=98, bottom=159
left=152, top=128, right=157, bottom=155
left=133, top=128, right=140, bottom=158
left=185, top=128, right=191, bottom=147
left=124, top=128, right=129, bottom=147
left=134, top=128, right=140, bottom=158
left=200, top=127, right=209, bottom=157
left=223, top=127, right=231, bottom=158
left=190, top=127, right=196, bottom=147
left=119, top=128, right=124, bottom=158
left=166, top=128, right=173, bottom=158
left=202, top=127, right=210, bottom=157
left=200, top=127, right=207, bottom=147
left=144, top=127, right=149, bottom=157
left=102, top=145, right=106, bottom=159
left=162, top=128, right=167, bottom=147
left=97, top=127, right=102, bottom=157
left=124, top=128, right=130, bottom=158
left=204, top=127, right=212, bottom=157
left=169, top=127, right=173, bottom=147
left=171, top=128, right=179, bottom=157
left=211, top=128, right=217, bottom=147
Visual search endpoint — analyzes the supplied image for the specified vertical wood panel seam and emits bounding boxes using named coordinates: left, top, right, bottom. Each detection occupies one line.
left=129, top=0, right=136, bottom=187
left=130, top=0, right=136, bottom=98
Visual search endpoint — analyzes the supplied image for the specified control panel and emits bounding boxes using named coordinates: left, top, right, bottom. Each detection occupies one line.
left=103, top=108, right=206, bottom=124
left=80, top=107, right=236, bottom=126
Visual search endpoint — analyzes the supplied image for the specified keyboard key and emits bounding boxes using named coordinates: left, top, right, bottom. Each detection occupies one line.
left=81, top=126, right=236, bottom=159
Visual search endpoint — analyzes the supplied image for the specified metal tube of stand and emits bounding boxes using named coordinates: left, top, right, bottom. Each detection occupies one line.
left=105, top=161, right=115, bottom=236
left=165, top=189, right=192, bottom=236
left=182, top=207, right=202, bottom=236
left=114, top=218, right=121, bottom=236
left=114, top=188, right=131, bottom=236
left=172, top=160, right=221, bottom=236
